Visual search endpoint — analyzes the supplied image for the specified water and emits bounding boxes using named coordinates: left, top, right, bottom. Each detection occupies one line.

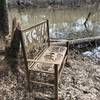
left=82, top=46, right=100, bottom=60
left=9, top=7, right=100, bottom=39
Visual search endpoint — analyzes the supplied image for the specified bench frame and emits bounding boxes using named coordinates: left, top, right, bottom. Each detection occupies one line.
left=13, top=20, right=69, bottom=99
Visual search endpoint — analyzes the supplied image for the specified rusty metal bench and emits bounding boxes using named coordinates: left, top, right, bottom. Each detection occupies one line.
left=19, top=20, right=69, bottom=99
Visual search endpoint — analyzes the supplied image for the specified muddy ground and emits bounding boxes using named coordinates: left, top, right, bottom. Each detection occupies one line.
left=0, top=49, right=100, bottom=100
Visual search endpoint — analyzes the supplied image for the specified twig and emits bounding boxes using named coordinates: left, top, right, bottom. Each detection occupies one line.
left=84, top=12, right=91, bottom=32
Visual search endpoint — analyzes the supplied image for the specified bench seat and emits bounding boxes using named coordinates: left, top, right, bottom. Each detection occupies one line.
left=28, top=46, right=67, bottom=74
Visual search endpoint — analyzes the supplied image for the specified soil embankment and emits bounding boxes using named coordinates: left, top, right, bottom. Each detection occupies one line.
left=8, top=0, right=100, bottom=8
left=0, top=48, right=100, bottom=99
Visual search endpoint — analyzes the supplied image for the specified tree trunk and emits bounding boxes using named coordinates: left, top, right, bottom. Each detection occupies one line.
left=0, top=0, right=9, bottom=36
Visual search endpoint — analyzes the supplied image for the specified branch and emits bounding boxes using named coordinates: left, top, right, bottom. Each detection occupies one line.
left=84, top=12, right=91, bottom=32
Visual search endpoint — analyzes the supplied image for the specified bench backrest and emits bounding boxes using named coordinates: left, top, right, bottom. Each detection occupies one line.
left=21, top=20, right=50, bottom=59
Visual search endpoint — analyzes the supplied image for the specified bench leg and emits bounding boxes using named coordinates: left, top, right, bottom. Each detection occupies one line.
left=54, top=64, right=58, bottom=100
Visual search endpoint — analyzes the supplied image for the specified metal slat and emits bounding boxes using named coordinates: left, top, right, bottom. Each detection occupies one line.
left=31, top=80, right=55, bottom=87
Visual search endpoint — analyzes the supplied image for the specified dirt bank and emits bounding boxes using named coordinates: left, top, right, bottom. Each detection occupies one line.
left=0, top=48, right=100, bottom=99
left=8, top=0, right=100, bottom=8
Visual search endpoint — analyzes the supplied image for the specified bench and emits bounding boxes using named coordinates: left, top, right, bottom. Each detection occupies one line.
left=17, top=20, right=68, bottom=99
